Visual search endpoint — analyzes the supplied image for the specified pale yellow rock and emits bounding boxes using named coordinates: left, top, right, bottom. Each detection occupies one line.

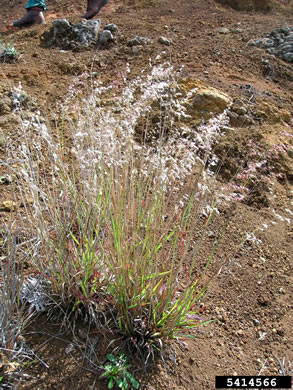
left=179, top=79, right=232, bottom=124
left=1, top=200, right=17, bottom=211
left=190, top=88, right=231, bottom=113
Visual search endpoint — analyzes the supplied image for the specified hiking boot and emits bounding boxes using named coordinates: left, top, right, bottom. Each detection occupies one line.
left=13, top=7, right=45, bottom=28
left=82, top=0, right=108, bottom=19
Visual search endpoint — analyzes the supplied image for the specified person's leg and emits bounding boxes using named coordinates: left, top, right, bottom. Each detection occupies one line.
left=25, top=0, right=46, bottom=11
left=82, top=0, right=108, bottom=19
left=13, top=0, right=46, bottom=28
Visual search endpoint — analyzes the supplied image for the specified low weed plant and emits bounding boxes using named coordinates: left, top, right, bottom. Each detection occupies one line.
left=0, top=39, right=19, bottom=63
left=101, top=353, right=139, bottom=389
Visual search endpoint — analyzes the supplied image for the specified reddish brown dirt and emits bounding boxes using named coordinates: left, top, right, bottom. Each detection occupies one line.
left=0, top=0, right=292, bottom=389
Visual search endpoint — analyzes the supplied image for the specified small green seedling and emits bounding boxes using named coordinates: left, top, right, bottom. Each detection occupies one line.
left=101, top=353, right=139, bottom=390
left=0, top=40, right=19, bottom=63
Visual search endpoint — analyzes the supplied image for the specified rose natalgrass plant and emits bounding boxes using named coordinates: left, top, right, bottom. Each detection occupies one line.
left=7, top=64, right=233, bottom=360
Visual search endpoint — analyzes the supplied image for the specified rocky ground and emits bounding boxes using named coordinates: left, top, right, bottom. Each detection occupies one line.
left=0, top=0, right=292, bottom=389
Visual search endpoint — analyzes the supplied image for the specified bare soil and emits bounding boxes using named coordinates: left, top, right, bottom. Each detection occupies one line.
left=0, top=0, right=292, bottom=389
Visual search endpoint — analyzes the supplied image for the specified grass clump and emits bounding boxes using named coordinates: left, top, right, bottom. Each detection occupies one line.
left=8, top=64, right=232, bottom=362
left=17, top=136, right=215, bottom=359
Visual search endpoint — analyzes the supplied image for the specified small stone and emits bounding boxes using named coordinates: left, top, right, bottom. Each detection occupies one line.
left=1, top=200, right=17, bottom=211
left=262, top=38, right=275, bottom=48
left=0, top=175, right=13, bottom=184
left=65, top=343, right=75, bottom=354
left=127, top=36, right=150, bottom=47
left=158, top=36, right=172, bottom=46
left=99, top=30, right=114, bottom=46
left=217, top=27, right=230, bottom=34
left=258, top=331, right=267, bottom=340
left=131, top=46, right=141, bottom=55
left=103, top=23, right=118, bottom=33
left=282, top=52, right=293, bottom=62
left=233, top=105, right=247, bottom=115
left=248, top=39, right=257, bottom=46
left=253, top=319, right=260, bottom=326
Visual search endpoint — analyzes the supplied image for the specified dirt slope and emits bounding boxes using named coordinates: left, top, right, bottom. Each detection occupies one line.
left=0, top=0, right=292, bottom=389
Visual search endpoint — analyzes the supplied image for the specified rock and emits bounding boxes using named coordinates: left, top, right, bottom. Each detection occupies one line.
left=248, top=26, right=293, bottom=63
left=217, top=27, right=230, bottom=34
left=231, top=100, right=248, bottom=115
left=65, top=343, right=75, bottom=354
left=179, top=79, right=232, bottom=124
left=99, top=30, right=114, bottom=46
left=282, top=52, right=293, bottom=62
left=41, top=19, right=101, bottom=50
left=188, top=87, right=231, bottom=119
left=227, top=110, right=239, bottom=123
left=127, top=36, right=151, bottom=47
left=158, top=36, right=172, bottom=45
left=261, top=38, right=275, bottom=48
left=131, top=46, right=141, bottom=55
left=104, top=23, right=118, bottom=33
left=1, top=200, right=17, bottom=211
left=0, top=175, right=13, bottom=184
